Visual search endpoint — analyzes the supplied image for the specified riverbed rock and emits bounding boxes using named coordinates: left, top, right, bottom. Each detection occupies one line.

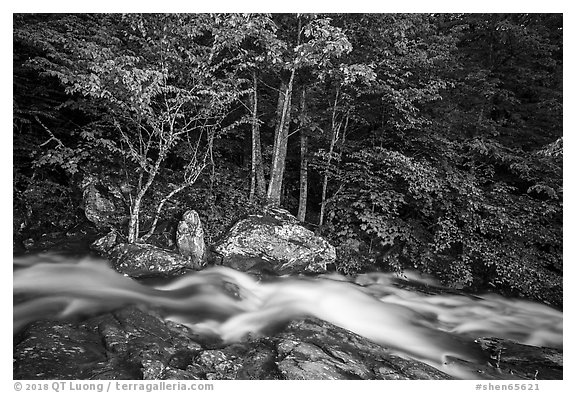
left=11, top=306, right=455, bottom=380
left=475, top=337, right=563, bottom=380
left=212, top=207, right=336, bottom=274
left=13, top=305, right=562, bottom=380
left=176, top=210, right=207, bottom=266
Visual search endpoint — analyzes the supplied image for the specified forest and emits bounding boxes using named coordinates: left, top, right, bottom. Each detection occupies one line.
left=13, top=13, right=563, bottom=307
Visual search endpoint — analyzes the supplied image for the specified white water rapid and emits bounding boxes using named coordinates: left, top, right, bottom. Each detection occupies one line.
left=14, top=255, right=562, bottom=379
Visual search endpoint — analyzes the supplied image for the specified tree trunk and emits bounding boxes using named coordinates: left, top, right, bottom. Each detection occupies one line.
left=318, top=88, right=341, bottom=229
left=127, top=156, right=163, bottom=243
left=127, top=194, right=143, bottom=243
left=297, top=88, right=309, bottom=222
left=266, top=15, right=301, bottom=207
left=267, top=70, right=295, bottom=207
left=318, top=113, right=349, bottom=231
left=254, top=133, right=266, bottom=198
left=249, top=72, right=266, bottom=202
left=318, top=166, right=329, bottom=230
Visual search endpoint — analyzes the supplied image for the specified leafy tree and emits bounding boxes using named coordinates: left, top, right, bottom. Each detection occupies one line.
left=264, top=14, right=352, bottom=207
left=15, top=14, right=249, bottom=243
left=319, top=14, right=562, bottom=306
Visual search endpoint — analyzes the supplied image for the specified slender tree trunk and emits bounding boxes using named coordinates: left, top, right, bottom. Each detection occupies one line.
left=127, top=201, right=140, bottom=243
left=254, top=133, right=266, bottom=198
left=249, top=72, right=266, bottom=202
left=252, top=137, right=266, bottom=199
left=297, top=88, right=309, bottom=222
left=266, top=15, right=301, bottom=207
left=127, top=151, right=165, bottom=243
left=267, top=70, right=295, bottom=206
left=318, top=88, right=345, bottom=230
left=128, top=172, right=156, bottom=243
left=318, top=166, right=329, bottom=229
left=266, top=80, right=286, bottom=205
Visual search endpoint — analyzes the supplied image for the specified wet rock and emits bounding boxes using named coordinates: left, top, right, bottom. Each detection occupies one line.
left=13, top=308, right=446, bottom=380
left=176, top=210, right=207, bottom=267
left=476, top=337, right=563, bottom=380
left=91, top=230, right=119, bottom=254
left=108, top=243, right=199, bottom=278
left=22, top=238, right=35, bottom=250
left=213, top=207, right=336, bottom=274
left=275, top=319, right=453, bottom=380
left=14, top=307, right=203, bottom=380
left=13, top=321, right=109, bottom=379
left=234, top=342, right=281, bottom=379
left=13, top=307, right=563, bottom=380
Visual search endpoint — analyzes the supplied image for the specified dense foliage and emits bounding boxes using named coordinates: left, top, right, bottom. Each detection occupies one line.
left=13, top=14, right=562, bottom=306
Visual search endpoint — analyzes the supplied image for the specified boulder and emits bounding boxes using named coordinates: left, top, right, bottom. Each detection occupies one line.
left=212, top=207, right=336, bottom=274
left=13, top=307, right=200, bottom=380
left=176, top=210, right=207, bottom=265
left=90, top=230, right=119, bottom=254
left=81, top=175, right=127, bottom=230
left=109, top=243, right=201, bottom=278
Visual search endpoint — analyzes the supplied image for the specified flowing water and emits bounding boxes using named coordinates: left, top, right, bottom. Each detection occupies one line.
left=14, top=255, right=562, bottom=379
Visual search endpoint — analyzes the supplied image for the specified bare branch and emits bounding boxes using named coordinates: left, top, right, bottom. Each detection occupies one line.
left=34, top=116, right=65, bottom=148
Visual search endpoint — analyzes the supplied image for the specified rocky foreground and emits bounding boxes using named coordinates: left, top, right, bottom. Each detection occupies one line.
left=13, top=305, right=562, bottom=380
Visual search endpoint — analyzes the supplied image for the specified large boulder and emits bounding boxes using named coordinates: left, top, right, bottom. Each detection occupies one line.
left=212, top=207, right=336, bottom=274
left=90, top=211, right=209, bottom=278
left=108, top=243, right=203, bottom=278
left=176, top=210, right=207, bottom=266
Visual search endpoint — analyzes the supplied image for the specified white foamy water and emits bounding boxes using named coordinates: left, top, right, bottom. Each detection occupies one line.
left=13, top=255, right=562, bottom=379
left=354, top=272, right=562, bottom=349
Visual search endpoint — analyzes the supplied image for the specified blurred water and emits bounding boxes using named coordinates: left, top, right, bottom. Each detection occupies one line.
left=14, top=255, right=562, bottom=378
